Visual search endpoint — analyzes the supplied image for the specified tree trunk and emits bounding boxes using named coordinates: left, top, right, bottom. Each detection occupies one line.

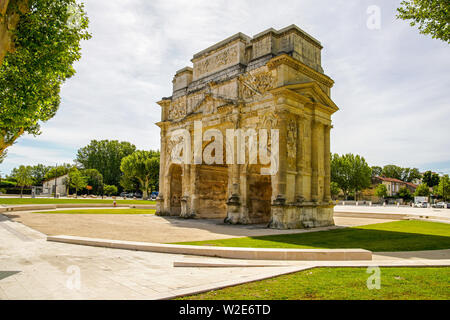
left=20, top=185, right=23, bottom=198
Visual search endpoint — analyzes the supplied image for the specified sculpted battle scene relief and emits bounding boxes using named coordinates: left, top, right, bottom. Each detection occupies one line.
left=156, top=25, right=339, bottom=229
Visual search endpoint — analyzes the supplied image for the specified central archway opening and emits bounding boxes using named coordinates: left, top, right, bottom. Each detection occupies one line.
left=169, top=164, right=182, bottom=216
left=247, top=165, right=272, bottom=224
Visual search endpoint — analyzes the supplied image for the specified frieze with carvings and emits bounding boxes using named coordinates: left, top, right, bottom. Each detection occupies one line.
left=168, top=99, right=186, bottom=120
left=240, top=71, right=275, bottom=99
left=195, top=46, right=238, bottom=78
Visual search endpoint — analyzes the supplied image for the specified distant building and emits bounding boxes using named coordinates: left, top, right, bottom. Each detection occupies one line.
left=373, top=176, right=418, bottom=196
left=42, top=174, right=68, bottom=196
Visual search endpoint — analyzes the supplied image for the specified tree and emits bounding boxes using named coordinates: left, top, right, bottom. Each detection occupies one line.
left=371, top=166, right=383, bottom=177
left=0, top=0, right=28, bottom=65
left=398, top=186, right=413, bottom=202
left=331, top=153, right=372, bottom=200
left=68, top=168, right=87, bottom=197
left=103, top=184, right=118, bottom=197
left=330, top=182, right=340, bottom=200
left=422, top=170, right=440, bottom=187
left=434, top=174, right=449, bottom=202
left=76, top=140, right=136, bottom=187
left=81, top=169, right=103, bottom=195
left=44, top=164, right=72, bottom=180
left=414, top=183, right=430, bottom=197
left=120, top=174, right=140, bottom=192
left=0, top=0, right=91, bottom=159
left=375, top=184, right=388, bottom=199
left=120, top=150, right=160, bottom=199
left=14, top=165, right=33, bottom=197
left=381, top=165, right=404, bottom=180
left=30, top=164, right=51, bottom=185
left=401, top=167, right=422, bottom=183
left=397, top=0, right=450, bottom=43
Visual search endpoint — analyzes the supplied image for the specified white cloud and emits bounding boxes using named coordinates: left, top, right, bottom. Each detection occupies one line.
left=1, top=0, right=449, bottom=175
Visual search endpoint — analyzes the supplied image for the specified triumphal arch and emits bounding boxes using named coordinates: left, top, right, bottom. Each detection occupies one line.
left=156, top=25, right=339, bottom=229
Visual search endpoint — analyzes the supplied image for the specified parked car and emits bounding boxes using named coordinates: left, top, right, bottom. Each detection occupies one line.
left=120, top=192, right=128, bottom=198
left=433, top=202, right=446, bottom=208
left=414, top=201, right=428, bottom=208
left=150, top=192, right=159, bottom=200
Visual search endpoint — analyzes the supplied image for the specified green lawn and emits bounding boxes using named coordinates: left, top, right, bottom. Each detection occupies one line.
left=33, top=209, right=155, bottom=214
left=178, top=267, right=450, bottom=300
left=0, top=198, right=155, bottom=205
left=174, top=220, right=450, bottom=252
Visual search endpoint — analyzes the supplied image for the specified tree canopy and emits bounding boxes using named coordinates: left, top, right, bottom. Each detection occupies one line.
left=81, top=168, right=103, bottom=195
left=120, top=150, right=160, bottom=199
left=375, top=184, right=388, bottom=199
left=76, top=140, right=136, bottom=187
left=0, top=0, right=91, bottom=159
left=422, top=170, right=440, bottom=187
left=331, top=153, right=372, bottom=200
left=14, top=164, right=33, bottom=197
left=397, top=0, right=450, bottom=43
left=379, top=165, right=422, bottom=182
left=434, top=174, right=449, bottom=201
left=414, top=183, right=430, bottom=197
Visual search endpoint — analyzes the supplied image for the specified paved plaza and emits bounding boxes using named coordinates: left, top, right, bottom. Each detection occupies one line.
left=1, top=211, right=449, bottom=299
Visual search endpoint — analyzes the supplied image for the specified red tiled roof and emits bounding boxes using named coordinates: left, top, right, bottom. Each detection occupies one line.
left=375, top=176, right=404, bottom=183
left=405, top=182, right=418, bottom=189
left=375, top=176, right=418, bottom=189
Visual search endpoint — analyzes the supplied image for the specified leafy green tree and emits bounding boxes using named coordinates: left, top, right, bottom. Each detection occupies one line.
left=30, top=164, right=51, bottom=185
left=0, top=0, right=91, bottom=159
left=68, top=168, right=87, bottom=197
left=414, top=183, right=430, bottom=197
left=330, top=182, right=340, bottom=200
left=331, top=153, right=372, bottom=200
left=375, top=184, right=388, bottom=199
left=76, top=140, right=136, bottom=187
left=14, top=165, right=33, bottom=197
left=381, top=165, right=403, bottom=180
left=422, top=170, right=440, bottom=188
left=120, top=150, right=160, bottom=199
left=44, top=164, right=72, bottom=180
left=81, top=169, right=103, bottom=195
left=119, top=174, right=140, bottom=192
left=398, top=186, right=413, bottom=201
left=434, top=174, right=449, bottom=202
left=381, top=165, right=422, bottom=183
left=397, top=0, right=450, bottom=43
left=103, top=184, right=118, bottom=197
left=401, top=167, right=422, bottom=183
left=371, top=166, right=383, bottom=177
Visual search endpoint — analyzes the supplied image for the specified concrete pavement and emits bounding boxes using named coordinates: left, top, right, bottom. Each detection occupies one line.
left=1, top=213, right=449, bottom=300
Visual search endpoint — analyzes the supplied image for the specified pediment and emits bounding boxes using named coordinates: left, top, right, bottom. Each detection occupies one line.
left=282, top=82, right=339, bottom=114
left=191, top=92, right=238, bottom=115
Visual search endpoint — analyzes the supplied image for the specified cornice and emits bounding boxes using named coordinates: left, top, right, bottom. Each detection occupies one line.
left=267, top=54, right=334, bottom=88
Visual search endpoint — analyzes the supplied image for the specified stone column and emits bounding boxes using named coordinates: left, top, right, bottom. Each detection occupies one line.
left=323, top=124, right=332, bottom=203
left=226, top=109, right=242, bottom=224
left=295, top=116, right=305, bottom=203
left=189, top=164, right=200, bottom=217
left=311, top=120, right=321, bottom=202
left=272, top=110, right=288, bottom=205
left=156, top=127, right=166, bottom=215
left=180, top=164, right=191, bottom=217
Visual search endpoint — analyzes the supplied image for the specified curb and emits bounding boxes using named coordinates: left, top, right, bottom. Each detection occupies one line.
left=47, top=235, right=373, bottom=261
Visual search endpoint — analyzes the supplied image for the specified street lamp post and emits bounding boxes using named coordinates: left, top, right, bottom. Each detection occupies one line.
left=54, top=163, right=57, bottom=199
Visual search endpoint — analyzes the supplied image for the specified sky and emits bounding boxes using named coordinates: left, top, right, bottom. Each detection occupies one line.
left=1, top=0, right=449, bottom=176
